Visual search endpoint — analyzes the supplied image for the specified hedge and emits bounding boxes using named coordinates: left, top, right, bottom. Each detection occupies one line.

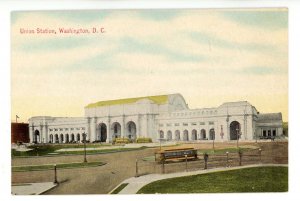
left=136, top=137, right=152, bottom=143
left=114, top=138, right=130, bottom=144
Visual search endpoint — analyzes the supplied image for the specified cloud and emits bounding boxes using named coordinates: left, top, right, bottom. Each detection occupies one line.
left=236, top=66, right=286, bottom=75
left=118, top=37, right=206, bottom=63
left=221, top=9, right=288, bottom=30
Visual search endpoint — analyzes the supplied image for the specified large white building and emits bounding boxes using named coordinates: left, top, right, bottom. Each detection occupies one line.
left=28, top=94, right=283, bottom=144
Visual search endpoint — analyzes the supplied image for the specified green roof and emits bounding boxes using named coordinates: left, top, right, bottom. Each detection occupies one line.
left=85, top=95, right=168, bottom=108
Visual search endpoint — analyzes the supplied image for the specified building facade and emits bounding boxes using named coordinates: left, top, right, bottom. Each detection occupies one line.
left=28, top=94, right=283, bottom=144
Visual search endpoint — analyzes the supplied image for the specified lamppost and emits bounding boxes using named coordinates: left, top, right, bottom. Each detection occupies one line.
left=83, top=132, right=87, bottom=163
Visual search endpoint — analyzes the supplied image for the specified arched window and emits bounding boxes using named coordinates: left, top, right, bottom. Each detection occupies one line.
left=159, top=130, right=164, bottom=139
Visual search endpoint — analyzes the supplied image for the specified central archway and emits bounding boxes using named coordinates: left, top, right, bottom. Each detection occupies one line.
left=111, top=122, right=121, bottom=139
left=126, top=121, right=137, bottom=140
left=167, top=131, right=172, bottom=141
left=230, top=121, right=240, bottom=140
left=200, top=129, right=206, bottom=140
left=159, top=130, right=164, bottom=139
left=192, top=129, right=197, bottom=140
left=98, top=123, right=107, bottom=142
left=183, top=130, right=189, bottom=141
left=175, top=130, right=180, bottom=140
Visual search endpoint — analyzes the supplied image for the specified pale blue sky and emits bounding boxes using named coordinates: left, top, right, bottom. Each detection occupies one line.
left=11, top=9, right=288, bottom=122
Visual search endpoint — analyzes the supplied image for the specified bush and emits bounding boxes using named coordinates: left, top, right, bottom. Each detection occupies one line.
left=136, top=137, right=152, bottom=143
left=114, top=138, right=130, bottom=144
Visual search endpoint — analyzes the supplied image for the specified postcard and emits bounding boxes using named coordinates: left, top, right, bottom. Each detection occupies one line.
left=11, top=8, right=288, bottom=195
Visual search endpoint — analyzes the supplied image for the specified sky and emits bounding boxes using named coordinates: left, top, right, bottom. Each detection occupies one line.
left=11, top=8, right=288, bottom=122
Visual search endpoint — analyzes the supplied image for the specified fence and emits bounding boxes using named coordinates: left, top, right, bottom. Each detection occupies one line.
left=135, top=148, right=287, bottom=176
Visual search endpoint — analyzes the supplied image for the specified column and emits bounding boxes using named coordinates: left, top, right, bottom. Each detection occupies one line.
left=121, top=115, right=125, bottom=138
left=86, top=117, right=91, bottom=141
left=43, top=123, right=48, bottom=143
left=138, top=114, right=141, bottom=138
left=90, top=117, right=97, bottom=142
left=39, top=124, right=43, bottom=143
left=226, top=117, right=230, bottom=141
left=106, top=117, right=111, bottom=143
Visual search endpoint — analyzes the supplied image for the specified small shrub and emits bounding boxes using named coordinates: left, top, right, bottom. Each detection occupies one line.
left=136, top=137, right=152, bottom=143
left=115, top=138, right=130, bottom=144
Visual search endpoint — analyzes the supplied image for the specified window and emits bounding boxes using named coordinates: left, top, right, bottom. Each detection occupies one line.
left=273, top=130, right=276, bottom=136
left=175, top=123, right=180, bottom=126
left=200, top=122, right=205, bottom=125
left=209, top=121, right=214, bottom=125
left=65, top=128, right=69, bottom=131
left=191, top=122, right=197, bottom=126
left=183, top=123, right=188, bottom=126
left=76, top=128, right=80, bottom=130
left=49, top=129, right=53, bottom=131
left=159, top=124, right=164, bottom=127
left=82, top=127, right=85, bottom=130
left=71, top=128, right=74, bottom=131
left=59, top=128, right=63, bottom=131
left=167, top=123, right=172, bottom=127
left=54, top=128, right=58, bottom=131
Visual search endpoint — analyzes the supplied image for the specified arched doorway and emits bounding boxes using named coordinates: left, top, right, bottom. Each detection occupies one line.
left=71, top=134, right=75, bottom=142
left=111, top=122, right=121, bottom=139
left=200, top=129, right=206, bottom=140
left=98, top=123, right=107, bottom=142
left=183, top=130, right=189, bottom=141
left=55, top=134, right=59, bottom=143
left=209, top=128, right=215, bottom=140
left=192, top=129, right=197, bottom=140
left=230, top=121, right=241, bottom=140
left=34, top=130, right=40, bottom=143
left=65, top=134, right=69, bottom=143
left=159, top=130, right=164, bottom=139
left=60, top=134, right=64, bottom=143
left=77, top=133, right=80, bottom=142
left=175, top=130, right=180, bottom=140
left=49, top=134, right=53, bottom=143
left=126, top=121, right=137, bottom=140
left=167, top=131, right=172, bottom=141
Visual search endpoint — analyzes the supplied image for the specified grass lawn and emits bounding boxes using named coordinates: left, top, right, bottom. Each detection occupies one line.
left=12, top=161, right=105, bottom=172
left=110, top=183, right=129, bottom=194
left=11, top=145, right=146, bottom=157
left=137, top=166, right=288, bottom=193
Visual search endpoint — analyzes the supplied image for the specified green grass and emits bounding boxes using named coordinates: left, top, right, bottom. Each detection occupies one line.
left=110, top=183, right=129, bottom=194
left=12, top=145, right=146, bottom=157
left=137, top=166, right=288, bottom=193
left=12, top=161, right=105, bottom=172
